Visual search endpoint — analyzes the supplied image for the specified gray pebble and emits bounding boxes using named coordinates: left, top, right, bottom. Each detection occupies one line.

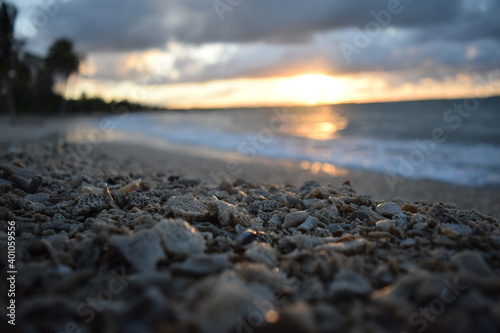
left=283, top=211, right=309, bottom=229
left=375, top=202, right=403, bottom=217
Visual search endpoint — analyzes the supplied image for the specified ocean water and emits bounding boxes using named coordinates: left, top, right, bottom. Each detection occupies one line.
left=99, top=97, right=500, bottom=187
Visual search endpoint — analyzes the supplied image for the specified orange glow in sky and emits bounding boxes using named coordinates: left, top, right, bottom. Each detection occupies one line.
left=66, top=54, right=500, bottom=109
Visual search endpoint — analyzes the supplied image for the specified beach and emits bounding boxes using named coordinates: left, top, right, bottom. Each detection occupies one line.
left=2, top=109, right=499, bottom=218
left=1, top=116, right=500, bottom=333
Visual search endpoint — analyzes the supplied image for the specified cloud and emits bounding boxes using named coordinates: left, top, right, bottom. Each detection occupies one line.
left=11, top=0, right=500, bottom=87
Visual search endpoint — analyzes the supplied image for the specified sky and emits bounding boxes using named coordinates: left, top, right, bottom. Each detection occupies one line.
left=9, top=0, right=500, bottom=108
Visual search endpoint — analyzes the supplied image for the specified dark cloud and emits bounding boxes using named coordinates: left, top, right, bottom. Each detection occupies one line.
left=12, top=0, right=500, bottom=84
left=18, top=0, right=499, bottom=52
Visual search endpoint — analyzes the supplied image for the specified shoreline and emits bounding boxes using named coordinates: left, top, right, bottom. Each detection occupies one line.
left=93, top=140, right=500, bottom=218
left=0, top=115, right=499, bottom=218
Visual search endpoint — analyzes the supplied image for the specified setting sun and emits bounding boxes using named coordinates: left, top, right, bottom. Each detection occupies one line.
left=280, top=74, right=346, bottom=105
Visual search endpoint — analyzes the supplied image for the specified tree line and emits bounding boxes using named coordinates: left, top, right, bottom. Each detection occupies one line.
left=0, top=1, right=160, bottom=115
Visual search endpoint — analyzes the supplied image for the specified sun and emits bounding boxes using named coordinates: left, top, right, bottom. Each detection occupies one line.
left=279, top=74, right=346, bottom=105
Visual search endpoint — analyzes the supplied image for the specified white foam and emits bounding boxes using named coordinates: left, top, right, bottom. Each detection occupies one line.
left=103, top=113, right=500, bottom=187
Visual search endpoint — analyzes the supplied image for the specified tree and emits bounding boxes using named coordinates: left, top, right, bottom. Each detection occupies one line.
left=0, top=1, right=18, bottom=114
left=45, top=38, right=81, bottom=113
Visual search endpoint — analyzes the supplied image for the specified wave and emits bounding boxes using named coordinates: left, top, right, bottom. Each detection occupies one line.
left=103, top=113, right=500, bottom=187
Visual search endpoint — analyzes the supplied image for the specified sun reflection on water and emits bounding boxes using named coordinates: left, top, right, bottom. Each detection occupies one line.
left=300, top=161, right=348, bottom=177
left=283, top=106, right=348, bottom=141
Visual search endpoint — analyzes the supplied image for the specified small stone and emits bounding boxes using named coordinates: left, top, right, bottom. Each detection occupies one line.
left=18, top=198, right=45, bottom=213
left=245, top=242, right=278, bottom=268
left=267, top=215, right=282, bottom=227
left=178, top=177, right=201, bottom=187
left=271, top=301, right=317, bottom=333
left=219, top=180, right=237, bottom=194
left=326, top=224, right=344, bottom=236
left=328, top=270, right=372, bottom=299
left=259, top=200, right=280, bottom=212
left=441, top=223, right=472, bottom=239
left=318, top=238, right=369, bottom=255
left=314, top=205, right=339, bottom=223
left=401, top=203, right=419, bottom=213
left=171, top=253, right=229, bottom=276
left=451, top=251, right=492, bottom=276
left=109, top=229, right=165, bottom=271
left=193, top=272, right=274, bottom=333
left=376, top=219, right=394, bottom=232
left=400, top=238, right=416, bottom=248
left=24, top=193, right=50, bottom=203
left=350, top=210, right=369, bottom=222
left=297, top=216, right=319, bottom=233
left=236, top=229, right=259, bottom=246
left=283, top=211, right=309, bottom=229
left=413, top=222, right=428, bottom=230
left=211, top=200, right=250, bottom=227
left=375, top=202, right=403, bottom=218
left=153, top=219, right=206, bottom=258
left=72, top=193, right=108, bottom=216
left=128, top=191, right=149, bottom=208
left=286, top=195, right=308, bottom=210
left=166, top=194, right=210, bottom=221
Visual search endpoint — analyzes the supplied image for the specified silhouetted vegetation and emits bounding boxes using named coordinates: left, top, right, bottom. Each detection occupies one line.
left=0, top=1, right=161, bottom=115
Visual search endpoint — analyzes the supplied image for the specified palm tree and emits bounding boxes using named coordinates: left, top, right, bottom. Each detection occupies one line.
left=0, top=1, right=18, bottom=115
left=45, top=38, right=81, bottom=113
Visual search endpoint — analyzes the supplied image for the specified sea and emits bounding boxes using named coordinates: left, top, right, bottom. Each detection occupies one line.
left=96, top=97, right=500, bottom=187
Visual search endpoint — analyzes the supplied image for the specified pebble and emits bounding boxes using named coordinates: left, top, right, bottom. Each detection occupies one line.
left=328, top=270, right=372, bottom=299
left=245, top=242, right=278, bottom=267
left=318, top=238, right=369, bottom=255
left=166, top=194, right=210, bottom=221
left=326, top=223, right=344, bottom=236
left=72, top=193, right=108, bottom=216
left=177, top=177, right=201, bottom=187
left=298, top=216, right=320, bottom=232
left=314, top=205, right=339, bottom=222
left=451, top=251, right=492, bottom=276
left=441, top=223, right=472, bottom=239
left=400, top=238, right=416, bottom=248
left=170, top=253, right=229, bottom=276
left=375, top=219, right=394, bottom=232
left=235, top=228, right=259, bottom=246
left=350, top=210, right=370, bottom=222
left=283, top=211, right=309, bottom=229
left=259, top=200, right=280, bottom=212
left=375, top=202, right=403, bottom=217
left=211, top=200, right=250, bottom=227
left=267, top=215, right=283, bottom=227
left=153, top=219, right=205, bottom=258
left=109, top=229, right=165, bottom=271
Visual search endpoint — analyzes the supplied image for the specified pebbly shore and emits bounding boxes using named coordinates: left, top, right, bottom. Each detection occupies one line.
left=1, top=141, right=500, bottom=333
